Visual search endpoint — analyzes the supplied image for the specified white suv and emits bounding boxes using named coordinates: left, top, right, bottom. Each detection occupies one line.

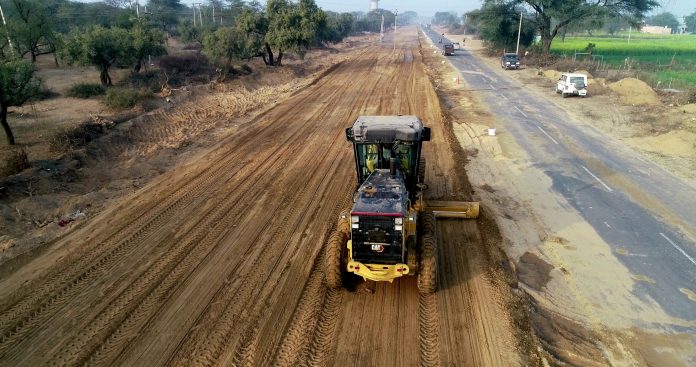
left=556, top=73, right=588, bottom=98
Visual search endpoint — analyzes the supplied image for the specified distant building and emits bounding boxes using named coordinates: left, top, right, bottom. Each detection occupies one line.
left=641, top=25, right=673, bottom=34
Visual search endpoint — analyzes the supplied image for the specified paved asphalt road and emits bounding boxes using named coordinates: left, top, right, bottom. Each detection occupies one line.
left=423, top=28, right=696, bottom=323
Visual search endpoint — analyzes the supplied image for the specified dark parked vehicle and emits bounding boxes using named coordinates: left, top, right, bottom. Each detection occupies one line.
left=442, top=43, right=454, bottom=56
left=501, top=53, right=520, bottom=69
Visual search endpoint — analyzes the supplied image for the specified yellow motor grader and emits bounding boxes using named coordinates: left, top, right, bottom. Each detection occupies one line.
left=325, top=116, right=479, bottom=294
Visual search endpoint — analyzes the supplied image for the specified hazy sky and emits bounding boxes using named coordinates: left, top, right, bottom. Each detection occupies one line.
left=76, top=1, right=695, bottom=18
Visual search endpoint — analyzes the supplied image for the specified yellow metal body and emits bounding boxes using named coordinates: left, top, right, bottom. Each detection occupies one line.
left=347, top=240, right=410, bottom=282
left=345, top=199, right=479, bottom=283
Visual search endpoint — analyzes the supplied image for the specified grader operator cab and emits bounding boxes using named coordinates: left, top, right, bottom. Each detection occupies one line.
left=325, top=116, right=479, bottom=294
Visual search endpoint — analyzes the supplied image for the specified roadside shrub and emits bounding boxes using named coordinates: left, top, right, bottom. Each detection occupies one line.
left=67, top=83, right=106, bottom=99
left=121, top=71, right=164, bottom=93
left=157, top=53, right=212, bottom=86
left=49, top=123, right=106, bottom=154
left=29, top=87, right=60, bottom=101
left=687, top=88, right=696, bottom=104
left=0, top=148, right=30, bottom=177
left=104, top=88, right=151, bottom=110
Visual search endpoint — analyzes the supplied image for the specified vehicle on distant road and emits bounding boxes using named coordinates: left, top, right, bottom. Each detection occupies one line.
left=501, top=53, right=520, bottom=69
left=556, top=73, right=588, bottom=98
left=442, top=43, right=454, bottom=56
left=452, top=42, right=461, bottom=50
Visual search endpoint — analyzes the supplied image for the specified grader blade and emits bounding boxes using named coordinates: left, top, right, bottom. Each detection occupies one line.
left=424, top=200, right=479, bottom=219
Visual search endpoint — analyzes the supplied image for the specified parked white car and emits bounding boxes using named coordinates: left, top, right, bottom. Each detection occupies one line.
left=556, top=73, right=588, bottom=98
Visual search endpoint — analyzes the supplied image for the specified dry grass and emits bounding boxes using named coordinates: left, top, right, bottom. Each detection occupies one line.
left=0, top=148, right=30, bottom=177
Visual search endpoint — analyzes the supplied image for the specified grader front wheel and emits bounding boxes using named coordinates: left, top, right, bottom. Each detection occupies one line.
left=325, top=230, right=347, bottom=289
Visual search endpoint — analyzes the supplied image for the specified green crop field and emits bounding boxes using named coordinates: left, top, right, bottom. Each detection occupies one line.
left=549, top=33, right=696, bottom=88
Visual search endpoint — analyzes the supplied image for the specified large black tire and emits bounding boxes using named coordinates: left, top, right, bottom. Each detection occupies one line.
left=418, top=234, right=437, bottom=294
left=421, top=211, right=436, bottom=237
left=325, top=231, right=347, bottom=289
left=417, top=156, right=426, bottom=184
left=337, top=210, right=351, bottom=237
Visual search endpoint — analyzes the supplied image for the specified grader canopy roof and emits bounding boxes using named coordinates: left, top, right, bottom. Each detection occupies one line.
left=349, top=115, right=428, bottom=143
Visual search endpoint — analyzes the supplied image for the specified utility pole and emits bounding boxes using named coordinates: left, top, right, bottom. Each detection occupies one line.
left=212, top=6, right=215, bottom=25
left=0, top=3, right=15, bottom=55
left=394, top=10, right=398, bottom=31
left=515, top=11, right=522, bottom=54
left=198, top=4, right=203, bottom=26
left=193, top=3, right=196, bottom=26
left=380, top=14, right=384, bottom=42
left=393, top=10, right=398, bottom=51
left=136, top=0, right=140, bottom=18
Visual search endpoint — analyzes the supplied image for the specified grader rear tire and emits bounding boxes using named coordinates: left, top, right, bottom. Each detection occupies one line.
left=325, top=231, right=347, bottom=289
left=421, top=211, right=436, bottom=237
left=418, top=234, right=437, bottom=294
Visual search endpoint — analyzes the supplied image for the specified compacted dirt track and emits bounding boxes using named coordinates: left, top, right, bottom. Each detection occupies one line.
left=0, top=28, right=518, bottom=366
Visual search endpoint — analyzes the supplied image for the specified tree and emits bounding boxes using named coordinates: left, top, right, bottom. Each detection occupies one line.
left=432, top=12, right=460, bottom=28
left=203, top=26, right=256, bottom=71
left=147, top=0, right=184, bottom=33
left=60, top=26, right=132, bottom=86
left=686, top=10, right=696, bottom=34
left=603, top=15, right=631, bottom=35
left=517, top=0, right=658, bottom=54
left=399, top=11, right=418, bottom=26
left=235, top=6, right=268, bottom=62
left=5, top=0, right=58, bottom=62
left=467, top=2, right=535, bottom=51
left=647, top=12, right=679, bottom=33
left=0, top=59, right=40, bottom=145
left=130, top=19, right=167, bottom=72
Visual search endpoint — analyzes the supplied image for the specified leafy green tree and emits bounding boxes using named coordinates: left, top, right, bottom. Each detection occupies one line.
left=467, top=2, right=534, bottom=51
left=178, top=19, right=203, bottom=44
left=399, top=11, right=418, bottom=26
left=4, top=0, right=58, bottom=62
left=147, top=0, right=185, bottom=33
left=203, top=27, right=240, bottom=72
left=516, top=0, right=658, bottom=54
left=603, top=15, right=631, bottom=35
left=647, top=12, right=679, bottom=33
left=316, top=11, right=353, bottom=44
left=264, top=0, right=300, bottom=66
left=130, top=19, right=167, bottom=72
left=353, top=10, right=394, bottom=33
left=0, top=59, right=40, bottom=145
left=235, top=6, right=268, bottom=62
left=432, top=11, right=460, bottom=28
left=60, top=26, right=132, bottom=86
left=686, top=10, right=696, bottom=34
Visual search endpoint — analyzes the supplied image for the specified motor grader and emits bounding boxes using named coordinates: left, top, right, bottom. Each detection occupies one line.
left=325, top=115, right=479, bottom=294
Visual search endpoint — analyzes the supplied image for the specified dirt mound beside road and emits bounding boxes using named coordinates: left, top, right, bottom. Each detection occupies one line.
left=608, top=78, right=659, bottom=105
left=542, top=69, right=561, bottom=81
left=625, top=130, right=696, bottom=157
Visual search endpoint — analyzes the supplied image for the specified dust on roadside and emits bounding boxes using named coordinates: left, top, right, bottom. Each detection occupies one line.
left=0, top=36, right=374, bottom=271
left=460, top=35, right=696, bottom=187
left=418, top=31, right=548, bottom=367
left=417, top=30, right=660, bottom=367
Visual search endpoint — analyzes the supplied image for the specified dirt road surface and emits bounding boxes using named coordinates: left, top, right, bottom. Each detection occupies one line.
left=0, top=28, right=520, bottom=366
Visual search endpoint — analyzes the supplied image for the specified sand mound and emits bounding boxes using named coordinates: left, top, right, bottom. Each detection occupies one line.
left=542, top=70, right=561, bottom=81
left=626, top=130, right=696, bottom=157
left=678, top=104, right=696, bottom=114
left=608, top=78, right=659, bottom=105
